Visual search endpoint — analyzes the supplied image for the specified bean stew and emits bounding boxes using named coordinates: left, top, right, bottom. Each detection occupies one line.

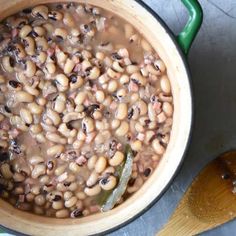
left=0, top=2, right=173, bottom=218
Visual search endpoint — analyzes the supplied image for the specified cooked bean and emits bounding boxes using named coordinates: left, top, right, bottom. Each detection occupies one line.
left=32, top=164, right=46, bottom=178
left=88, top=66, right=100, bottom=80
left=19, top=25, right=32, bottom=38
left=163, top=102, right=173, bottom=117
left=64, top=58, right=75, bottom=74
left=2, top=56, right=14, bottom=72
left=65, top=196, right=77, bottom=208
left=20, top=108, right=33, bottom=124
left=15, top=91, right=34, bottom=103
left=35, top=37, right=49, bottom=51
left=35, top=195, right=46, bottom=206
left=45, top=62, right=56, bottom=74
left=126, top=65, right=139, bottom=74
left=47, top=145, right=64, bottom=156
left=47, top=108, right=61, bottom=126
left=48, top=11, right=63, bottom=21
left=115, top=121, right=129, bottom=136
left=64, top=191, right=73, bottom=201
left=0, top=163, right=13, bottom=179
left=86, top=171, right=98, bottom=187
left=109, top=151, right=124, bottom=166
left=33, top=26, right=46, bottom=36
left=23, top=37, right=35, bottom=55
left=28, top=102, right=43, bottom=114
left=95, top=156, right=107, bottom=173
left=152, top=139, right=165, bottom=155
left=54, top=28, right=67, bottom=40
left=107, top=80, right=118, bottom=93
left=32, top=5, right=49, bottom=19
left=160, top=75, right=171, bottom=94
left=84, top=184, right=101, bottom=196
left=46, top=132, right=67, bottom=144
left=100, top=175, right=117, bottom=191
left=75, top=91, right=87, bottom=105
left=56, top=209, right=69, bottom=218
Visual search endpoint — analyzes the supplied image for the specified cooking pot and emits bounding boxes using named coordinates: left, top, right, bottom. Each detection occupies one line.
left=0, top=0, right=203, bottom=235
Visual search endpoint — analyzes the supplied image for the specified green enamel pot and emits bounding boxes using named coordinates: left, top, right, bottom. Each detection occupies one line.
left=0, top=0, right=203, bottom=235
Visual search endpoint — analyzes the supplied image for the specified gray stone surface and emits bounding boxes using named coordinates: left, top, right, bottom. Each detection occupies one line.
left=109, top=0, right=236, bottom=235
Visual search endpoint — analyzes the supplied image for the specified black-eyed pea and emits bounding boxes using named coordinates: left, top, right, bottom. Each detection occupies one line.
left=64, top=58, right=75, bottom=74
left=84, top=184, right=101, bottom=196
left=20, top=108, right=33, bottom=124
left=15, top=91, right=34, bottom=103
left=35, top=133, right=47, bottom=143
left=95, top=156, right=107, bottom=173
left=141, top=39, right=152, bottom=52
left=23, top=37, right=35, bottom=56
left=95, top=90, right=105, bottom=103
left=126, top=65, right=139, bottom=74
left=98, top=73, right=110, bottom=84
left=154, top=59, right=166, bottom=74
left=148, top=121, right=157, bottom=130
left=63, top=12, right=75, bottom=27
left=31, top=185, right=40, bottom=195
left=73, top=140, right=83, bottom=149
left=56, top=183, right=67, bottom=192
left=2, top=56, right=14, bottom=72
left=116, top=103, right=128, bottom=120
left=130, top=72, right=147, bottom=86
left=92, top=110, right=102, bottom=120
left=88, top=66, right=100, bottom=80
left=56, top=74, right=69, bottom=89
left=32, top=5, right=48, bottom=19
left=45, top=62, right=56, bottom=74
left=157, top=112, right=167, bottom=123
left=52, top=201, right=64, bottom=210
left=101, top=167, right=116, bottom=177
left=64, top=191, right=73, bottom=201
left=82, top=117, right=94, bottom=133
left=35, top=37, right=49, bottom=51
left=68, top=182, right=77, bottom=191
left=163, top=102, right=173, bottom=117
left=0, top=163, right=13, bottom=179
left=146, top=64, right=160, bottom=75
left=69, top=162, right=80, bottom=173
left=144, top=130, right=155, bottom=144
left=115, top=121, right=129, bottom=136
left=39, top=175, right=50, bottom=184
left=37, top=51, right=47, bottom=64
left=152, top=139, right=165, bottom=155
left=13, top=186, right=24, bottom=195
left=107, top=68, right=120, bottom=79
left=140, top=67, right=149, bottom=77
left=65, top=196, right=77, bottom=208
left=107, top=80, right=118, bottom=93
left=116, top=88, right=127, bottom=99
left=55, top=164, right=67, bottom=176
left=33, top=26, right=46, bottom=36
left=96, top=52, right=105, bottom=60
left=100, top=175, right=117, bottom=191
left=112, top=61, right=124, bottom=73
left=46, top=108, right=61, bottom=126
left=75, top=191, right=86, bottom=200
left=70, top=75, right=84, bottom=90
left=19, top=25, right=32, bottom=38
left=56, top=209, right=69, bottom=218
left=75, top=91, right=87, bottom=105
left=29, top=155, right=44, bottom=165
left=32, top=164, right=46, bottom=179
left=120, top=75, right=129, bottom=85
left=24, top=84, right=40, bottom=96
left=15, top=43, right=26, bottom=59
left=24, top=60, right=36, bottom=77
left=160, top=75, right=171, bottom=94
left=28, top=102, right=43, bottom=114
left=54, top=28, right=67, bottom=40
left=111, top=119, right=121, bottom=130
left=109, top=151, right=124, bottom=166
left=87, top=155, right=97, bottom=170
left=127, top=176, right=144, bottom=193
left=135, top=122, right=144, bottom=133
left=131, top=140, right=142, bottom=151
left=47, top=145, right=64, bottom=157
left=35, top=194, right=46, bottom=206
left=128, top=95, right=138, bottom=106
left=48, top=11, right=63, bottom=21
left=86, top=171, right=99, bottom=187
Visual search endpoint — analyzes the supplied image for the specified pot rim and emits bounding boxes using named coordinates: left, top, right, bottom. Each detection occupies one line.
left=0, top=1, right=193, bottom=235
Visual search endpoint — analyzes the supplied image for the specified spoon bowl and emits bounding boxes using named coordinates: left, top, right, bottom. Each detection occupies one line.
left=158, top=151, right=236, bottom=236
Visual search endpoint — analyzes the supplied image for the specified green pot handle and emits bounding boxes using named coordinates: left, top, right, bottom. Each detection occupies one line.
left=177, top=0, right=203, bottom=55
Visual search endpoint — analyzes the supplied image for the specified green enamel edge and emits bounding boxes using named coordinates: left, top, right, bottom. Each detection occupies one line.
left=177, top=0, right=203, bottom=55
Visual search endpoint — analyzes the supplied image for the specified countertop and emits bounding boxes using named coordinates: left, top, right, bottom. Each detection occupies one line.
left=1, top=0, right=236, bottom=236
left=110, top=0, right=236, bottom=235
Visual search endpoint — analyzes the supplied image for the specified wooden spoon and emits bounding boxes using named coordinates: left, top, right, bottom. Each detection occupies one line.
left=157, top=151, right=236, bottom=236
